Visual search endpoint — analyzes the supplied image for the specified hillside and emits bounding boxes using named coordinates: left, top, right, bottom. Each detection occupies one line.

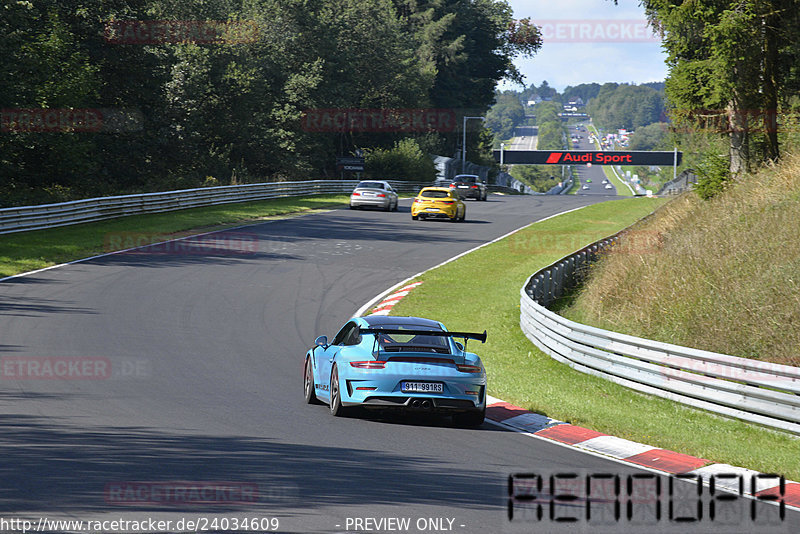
left=561, top=153, right=800, bottom=366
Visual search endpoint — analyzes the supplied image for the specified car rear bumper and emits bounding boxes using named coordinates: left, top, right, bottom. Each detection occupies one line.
left=340, top=375, right=486, bottom=412
left=452, top=187, right=481, bottom=199
left=351, top=197, right=391, bottom=208
left=358, top=395, right=482, bottom=412
left=411, top=206, right=457, bottom=218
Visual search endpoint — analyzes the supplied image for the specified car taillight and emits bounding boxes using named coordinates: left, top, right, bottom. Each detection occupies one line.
left=377, top=193, right=386, bottom=197
left=440, top=200, right=454, bottom=204
left=414, top=198, right=422, bottom=203
left=456, top=364, right=482, bottom=373
left=449, top=183, right=456, bottom=188
left=350, top=361, right=386, bottom=369
left=471, top=185, right=478, bottom=189
left=352, top=192, right=360, bottom=196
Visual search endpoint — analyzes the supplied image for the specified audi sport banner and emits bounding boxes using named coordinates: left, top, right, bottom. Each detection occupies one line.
left=493, top=150, right=682, bottom=166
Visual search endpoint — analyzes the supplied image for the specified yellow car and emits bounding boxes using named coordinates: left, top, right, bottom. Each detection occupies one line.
left=411, top=187, right=466, bottom=222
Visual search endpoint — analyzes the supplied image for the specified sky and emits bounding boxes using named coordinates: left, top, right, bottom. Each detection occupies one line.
left=502, top=0, right=669, bottom=92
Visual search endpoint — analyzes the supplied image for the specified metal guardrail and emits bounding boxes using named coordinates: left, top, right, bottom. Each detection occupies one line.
left=0, top=179, right=523, bottom=235
left=658, top=169, right=698, bottom=195
left=520, top=233, right=800, bottom=435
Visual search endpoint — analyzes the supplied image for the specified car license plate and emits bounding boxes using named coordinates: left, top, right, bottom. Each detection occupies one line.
left=458, top=185, right=469, bottom=188
left=402, top=382, right=443, bottom=393
left=425, top=208, right=439, bottom=212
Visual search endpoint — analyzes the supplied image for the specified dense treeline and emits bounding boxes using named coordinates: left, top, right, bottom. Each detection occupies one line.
left=531, top=101, right=566, bottom=150
left=585, top=83, right=664, bottom=131
left=562, top=83, right=600, bottom=104
left=642, top=0, right=800, bottom=175
left=0, top=0, right=540, bottom=206
left=485, top=91, right=525, bottom=140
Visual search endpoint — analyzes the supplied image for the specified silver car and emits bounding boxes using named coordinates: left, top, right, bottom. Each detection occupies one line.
left=349, top=180, right=398, bottom=211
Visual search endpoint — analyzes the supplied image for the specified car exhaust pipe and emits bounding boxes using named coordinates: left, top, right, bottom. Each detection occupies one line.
left=421, top=400, right=431, bottom=409
left=410, top=399, right=421, bottom=408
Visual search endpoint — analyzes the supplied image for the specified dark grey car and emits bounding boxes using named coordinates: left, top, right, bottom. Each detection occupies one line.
left=449, top=174, right=487, bottom=201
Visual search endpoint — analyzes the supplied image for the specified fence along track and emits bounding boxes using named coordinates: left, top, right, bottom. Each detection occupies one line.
left=0, top=179, right=523, bottom=235
left=520, top=234, right=800, bottom=435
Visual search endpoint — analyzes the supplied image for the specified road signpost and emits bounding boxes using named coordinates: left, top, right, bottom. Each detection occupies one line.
left=336, top=156, right=365, bottom=174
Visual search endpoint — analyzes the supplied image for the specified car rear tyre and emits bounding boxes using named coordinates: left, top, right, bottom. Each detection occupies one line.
left=304, top=358, right=319, bottom=405
left=329, top=365, right=349, bottom=417
left=411, top=214, right=418, bottom=220
left=459, top=208, right=466, bottom=222
left=453, top=407, right=485, bottom=427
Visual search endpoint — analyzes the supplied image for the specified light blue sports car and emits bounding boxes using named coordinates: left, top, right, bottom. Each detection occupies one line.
left=304, top=315, right=487, bottom=426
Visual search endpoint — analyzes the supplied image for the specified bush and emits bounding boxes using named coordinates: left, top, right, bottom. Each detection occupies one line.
left=365, top=138, right=437, bottom=181
left=537, top=121, right=566, bottom=150
left=510, top=165, right=558, bottom=192
left=694, top=154, right=731, bottom=200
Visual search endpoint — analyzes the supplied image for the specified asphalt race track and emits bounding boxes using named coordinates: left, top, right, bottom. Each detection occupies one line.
left=571, top=127, right=619, bottom=196
left=0, top=195, right=795, bottom=534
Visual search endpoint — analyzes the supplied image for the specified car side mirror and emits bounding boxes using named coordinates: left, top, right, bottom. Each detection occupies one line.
left=455, top=342, right=464, bottom=351
left=315, top=335, right=328, bottom=348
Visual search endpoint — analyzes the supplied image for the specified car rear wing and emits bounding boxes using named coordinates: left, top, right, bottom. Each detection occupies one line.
left=360, top=328, right=486, bottom=343
left=360, top=328, right=486, bottom=356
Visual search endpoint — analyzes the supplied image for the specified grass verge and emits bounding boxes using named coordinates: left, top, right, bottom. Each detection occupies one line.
left=566, top=169, right=581, bottom=195
left=0, top=194, right=352, bottom=278
left=562, top=152, right=800, bottom=367
left=387, top=197, right=800, bottom=481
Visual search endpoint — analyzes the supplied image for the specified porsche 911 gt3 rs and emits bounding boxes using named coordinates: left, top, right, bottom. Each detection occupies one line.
left=303, top=315, right=487, bottom=426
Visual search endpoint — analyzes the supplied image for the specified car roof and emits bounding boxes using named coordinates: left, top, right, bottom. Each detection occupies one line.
left=417, top=187, right=452, bottom=194
left=360, top=315, right=444, bottom=330
left=356, top=180, right=389, bottom=187
left=454, top=174, right=478, bottom=179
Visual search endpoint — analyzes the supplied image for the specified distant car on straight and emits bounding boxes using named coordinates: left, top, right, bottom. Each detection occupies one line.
left=605, top=184, right=613, bottom=189
left=449, top=174, right=487, bottom=201
left=411, top=187, right=465, bottom=222
left=303, top=315, right=487, bottom=426
left=349, top=180, right=398, bottom=211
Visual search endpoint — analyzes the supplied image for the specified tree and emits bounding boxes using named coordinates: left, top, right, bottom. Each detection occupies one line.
left=642, top=0, right=800, bottom=175
left=562, top=83, right=601, bottom=104
left=585, top=84, right=663, bottom=130
left=486, top=91, right=525, bottom=139
left=629, top=123, right=669, bottom=151
left=365, top=137, right=437, bottom=180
